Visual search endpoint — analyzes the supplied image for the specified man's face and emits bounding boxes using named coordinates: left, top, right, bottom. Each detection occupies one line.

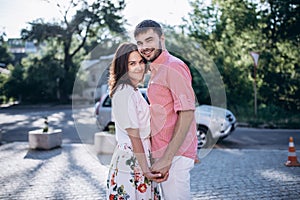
left=135, top=29, right=163, bottom=62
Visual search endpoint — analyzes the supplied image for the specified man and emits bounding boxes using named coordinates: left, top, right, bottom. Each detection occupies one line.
left=134, top=20, right=198, bottom=199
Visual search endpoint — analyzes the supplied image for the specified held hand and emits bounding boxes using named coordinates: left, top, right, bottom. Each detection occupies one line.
left=151, top=171, right=169, bottom=183
left=144, top=171, right=163, bottom=181
left=150, top=157, right=172, bottom=182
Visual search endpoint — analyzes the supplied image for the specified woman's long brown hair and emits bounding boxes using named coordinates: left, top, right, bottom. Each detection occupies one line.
left=108, top=43, right=142, bottom=98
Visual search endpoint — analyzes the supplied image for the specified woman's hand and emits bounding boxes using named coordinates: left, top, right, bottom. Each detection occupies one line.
left=151, top=157, right=172, bottom=180
left=144, top=171, right=169, bottom=183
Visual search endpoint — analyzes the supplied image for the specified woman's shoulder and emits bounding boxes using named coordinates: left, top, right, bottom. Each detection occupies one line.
left=113, top=84, right=136, bottom=99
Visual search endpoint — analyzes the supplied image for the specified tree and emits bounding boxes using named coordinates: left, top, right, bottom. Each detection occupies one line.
left=185, top=0, right=300, bottom=120
left=21, top=0, right=126, bottom=102
left=0, top=35, right=14, bottom=104
left=0, top=34, right=14, bottom=67
left=259, top=0, right=300, bottom=111
left=185, top=0, right=257, bottom=110
left=260, top=0, right=300, bottom=46
left=3, top=64, right=24, bottom=102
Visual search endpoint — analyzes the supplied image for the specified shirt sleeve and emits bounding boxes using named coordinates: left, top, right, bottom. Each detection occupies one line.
left=167, top=62, right=196, bottom=113
left=112, top=89, right=139, bottom=130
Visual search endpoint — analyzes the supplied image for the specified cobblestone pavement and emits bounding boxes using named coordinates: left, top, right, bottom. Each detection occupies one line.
left=0, top=142, right=300, bottom=200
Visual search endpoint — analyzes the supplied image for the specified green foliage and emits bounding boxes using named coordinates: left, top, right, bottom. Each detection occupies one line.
left=21, top=53, right=63, bottom=102
left=19, top=0, right=126, bottom=103
left=260, top=0, right=300, bottom=45
left=0, top=73, right=9, bottom=104
left=3, top=64, right=24, bottom=102
left=0, top=37, right=14, bottom=66
left=185, top=0, right=257, bottom=108
left=43, top=117, right=48, bottom=133
left=184, top=0, right=300, bottom=126
left=0, top=38, right=14, bottom=104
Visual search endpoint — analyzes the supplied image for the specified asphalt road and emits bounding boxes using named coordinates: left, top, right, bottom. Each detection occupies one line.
left=218, top=127, right=300, bottom=150
left=1, top=105, right=300, bottom=150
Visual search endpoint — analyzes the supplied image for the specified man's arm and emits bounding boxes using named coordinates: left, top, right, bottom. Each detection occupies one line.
left=151, top=110, right=194, bottom=176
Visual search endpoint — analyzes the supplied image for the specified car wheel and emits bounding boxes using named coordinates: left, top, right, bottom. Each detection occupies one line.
left=197, top=126, right=213, bottom=149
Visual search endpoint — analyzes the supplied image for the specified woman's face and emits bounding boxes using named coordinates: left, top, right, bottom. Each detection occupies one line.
left=127, top=51, right=146, bottom=86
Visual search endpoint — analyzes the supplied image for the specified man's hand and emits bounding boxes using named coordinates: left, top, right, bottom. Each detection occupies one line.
left=145, top=171, right=169, bottom=183
left=150, top=157, right=172, bottom=182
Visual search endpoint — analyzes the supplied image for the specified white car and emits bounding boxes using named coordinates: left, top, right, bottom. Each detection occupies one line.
left=95, top=88, right=236, bottom=149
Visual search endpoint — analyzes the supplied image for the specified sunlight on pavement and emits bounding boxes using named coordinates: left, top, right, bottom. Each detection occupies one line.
left=259, top=169, right=300, bottom=182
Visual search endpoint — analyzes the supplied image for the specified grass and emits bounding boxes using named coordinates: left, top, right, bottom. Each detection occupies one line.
left=230, top=105, right=300, bottom=129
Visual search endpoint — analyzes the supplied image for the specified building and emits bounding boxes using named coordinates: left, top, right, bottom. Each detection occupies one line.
left=7, top=38, right=37, bottom=64
left=72, top=54, right=114, bottom=104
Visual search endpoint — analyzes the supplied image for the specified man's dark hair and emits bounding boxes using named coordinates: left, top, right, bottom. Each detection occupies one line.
left=134, top=19, right=163, bottom=37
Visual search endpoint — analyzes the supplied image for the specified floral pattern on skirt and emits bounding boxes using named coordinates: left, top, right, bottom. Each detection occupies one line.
left=106, top=143, right=161, bottom=200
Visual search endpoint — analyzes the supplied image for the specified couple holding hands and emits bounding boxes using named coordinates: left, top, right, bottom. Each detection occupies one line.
left=106, top=19, right=198, bottom=200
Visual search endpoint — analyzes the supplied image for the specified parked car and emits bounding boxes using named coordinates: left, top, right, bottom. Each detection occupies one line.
left=95, top=88, right=236, bottom=149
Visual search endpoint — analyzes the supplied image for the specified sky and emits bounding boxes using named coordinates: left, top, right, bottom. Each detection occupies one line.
left=0, top=0, right=195, bottom=38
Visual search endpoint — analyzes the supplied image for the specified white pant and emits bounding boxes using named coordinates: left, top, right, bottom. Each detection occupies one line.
left=160, top=156, right=194, bottom=200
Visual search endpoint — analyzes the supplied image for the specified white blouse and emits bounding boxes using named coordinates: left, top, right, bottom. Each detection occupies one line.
left=112, top=85, right=150, bottom=146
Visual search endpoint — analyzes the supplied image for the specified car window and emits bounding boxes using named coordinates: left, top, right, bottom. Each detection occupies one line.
left=141, top=92, right=149, bottom=104
left=102, top=90, right=148, bottom=107
left=102, top=96, right=112, bottom=107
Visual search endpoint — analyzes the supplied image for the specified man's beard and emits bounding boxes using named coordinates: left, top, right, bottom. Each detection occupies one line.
left=148, top=41, right=163, bottom=62
left=149, top=48, right=162, bottom=62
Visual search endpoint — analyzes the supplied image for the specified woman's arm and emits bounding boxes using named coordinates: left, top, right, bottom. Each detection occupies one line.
left=126, top=128, right=166, bottom=182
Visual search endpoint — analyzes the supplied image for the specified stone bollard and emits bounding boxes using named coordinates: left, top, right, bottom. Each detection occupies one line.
left=28, top=129, right=62, bottom=150
left=94, top=132, right=116, bottom=154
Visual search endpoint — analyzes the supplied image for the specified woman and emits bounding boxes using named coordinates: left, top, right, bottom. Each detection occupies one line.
left=106, top=43, right=161, bottom=200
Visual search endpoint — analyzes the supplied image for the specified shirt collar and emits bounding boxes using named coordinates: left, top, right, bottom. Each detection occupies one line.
left=149, top=50, right=169, bottom=71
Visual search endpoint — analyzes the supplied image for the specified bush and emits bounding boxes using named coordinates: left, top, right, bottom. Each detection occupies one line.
left=230, top=104, right=300, bottom=129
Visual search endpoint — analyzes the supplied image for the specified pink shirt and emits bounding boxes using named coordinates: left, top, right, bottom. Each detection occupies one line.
left=148, top=50, right=197, bottom=159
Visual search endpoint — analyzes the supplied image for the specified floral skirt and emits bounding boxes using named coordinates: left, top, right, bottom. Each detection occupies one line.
left=106, top=143, right=161, bottom=200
